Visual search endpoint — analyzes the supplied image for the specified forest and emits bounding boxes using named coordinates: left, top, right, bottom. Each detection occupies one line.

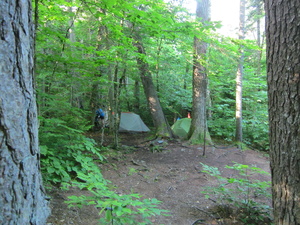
left=1, top=0, right=300, bottom=224
left=36, top=0, right=267, bottom=149
left=35, top=0, right=270, bottom=224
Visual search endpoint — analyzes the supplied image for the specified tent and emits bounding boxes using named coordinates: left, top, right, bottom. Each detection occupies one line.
left=171, top=118, right=191, bottom=139
left=119, top=112, right=150, bottom=132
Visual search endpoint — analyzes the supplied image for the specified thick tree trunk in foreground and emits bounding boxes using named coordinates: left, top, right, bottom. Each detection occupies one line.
left=0, top=0, right=50, bottom=224
left=265, top=0, right=300, bottom=224
left=189, top=0, right=212, bottom=144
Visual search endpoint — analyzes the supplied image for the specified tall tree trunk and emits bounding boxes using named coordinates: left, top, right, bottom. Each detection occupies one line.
left=68, top=4, right=79, bottom=108
left=112, top=63, right=120, bottom=148
left=256, top=0, right=265, bottom=77
left=133, top=36, right=174, bottom=137
left=189, top=0, right=212, bottom=144
left=155, top=38, right=163, bottom=93
left=119, top=67, right=132, bottom=111
left=90, top=23, right=108, bottom=125
left=0, top=0, right=50, bottom=224
left=133, top=80, right=140, bottom=112
left=255, top=0, right=262, bottom=76
left=235, top=0, right=246, bottom=145
left=265, top=0, right=300, bottom=224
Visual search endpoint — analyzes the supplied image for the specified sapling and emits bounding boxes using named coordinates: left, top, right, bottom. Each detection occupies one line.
left=200, top=162, right=272, bottom=224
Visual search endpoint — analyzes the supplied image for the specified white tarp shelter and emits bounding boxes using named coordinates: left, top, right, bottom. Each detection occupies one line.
left=119, top=112, right=150, bottom=132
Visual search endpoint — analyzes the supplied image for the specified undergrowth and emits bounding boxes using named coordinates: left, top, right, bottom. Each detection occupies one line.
left=39, top=112, right=168, bottom=224
left=200, top=162, right=272, bottom=224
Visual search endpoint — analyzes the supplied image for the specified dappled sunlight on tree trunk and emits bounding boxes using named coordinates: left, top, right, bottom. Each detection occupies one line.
left=189, top=0, right=212, bottom=145
left=235, top=0, right=246, bottom=146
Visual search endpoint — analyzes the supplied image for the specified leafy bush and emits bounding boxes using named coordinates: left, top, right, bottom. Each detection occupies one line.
left=243, top=114, right=269, bottom=151
left=39, top=116, right=103, bottom=184
left=67, top=170, right=169, bottom=225
left=200, top=163, right=272, bottom=224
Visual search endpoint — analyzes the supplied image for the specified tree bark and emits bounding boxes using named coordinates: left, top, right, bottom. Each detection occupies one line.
left=0, top=0, right=50, bottom=224
left=133, top=80, right=140, bottom=112
left=255, top=0, right=264, bottom=77
left=189, top=0, right=212, bottom=144
left=112, top=63, right=120, bottom=148
left=235, top=0, right=246, bottom=145
left=265, top=0, right=300, bottom=224
left=133, top=36, right=174, bottom=137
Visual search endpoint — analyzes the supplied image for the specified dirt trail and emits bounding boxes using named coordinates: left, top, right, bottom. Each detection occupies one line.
left=47, top=133, right=271, bottom=225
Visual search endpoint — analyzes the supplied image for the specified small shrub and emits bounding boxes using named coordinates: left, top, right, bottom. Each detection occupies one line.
left=200, top=162, right=272, bottom=224
left=40, top=116, right=104, bottom=184
left=128, top=167, right=138, bottom=176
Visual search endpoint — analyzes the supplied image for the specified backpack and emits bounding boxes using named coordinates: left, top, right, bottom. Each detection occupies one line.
left=96, top=109, right=105, bottom=118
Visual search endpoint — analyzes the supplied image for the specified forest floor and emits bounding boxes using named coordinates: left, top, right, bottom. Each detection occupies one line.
left=46, top=132, right=272, bottom=225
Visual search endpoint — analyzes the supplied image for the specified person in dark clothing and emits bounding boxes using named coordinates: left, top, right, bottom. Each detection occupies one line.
left=94, top=108, right=105, bottom=128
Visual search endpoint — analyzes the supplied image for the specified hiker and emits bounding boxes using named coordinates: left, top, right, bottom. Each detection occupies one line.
left=94, top=107, right=105, bottom=128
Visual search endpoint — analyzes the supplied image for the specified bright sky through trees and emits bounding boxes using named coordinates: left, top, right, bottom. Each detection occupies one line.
left=211, top=0, right=239, bottom=36
left=183, top=0, right=240, bottom=37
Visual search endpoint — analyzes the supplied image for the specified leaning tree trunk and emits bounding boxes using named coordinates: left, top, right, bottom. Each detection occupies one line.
left=133, top=36, right=174, bottom=137
left=189, top=0, right=212, bottom=144
left=265, top=0, right=300, bottom=224
left=0, top=0, right=50, bottom=224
